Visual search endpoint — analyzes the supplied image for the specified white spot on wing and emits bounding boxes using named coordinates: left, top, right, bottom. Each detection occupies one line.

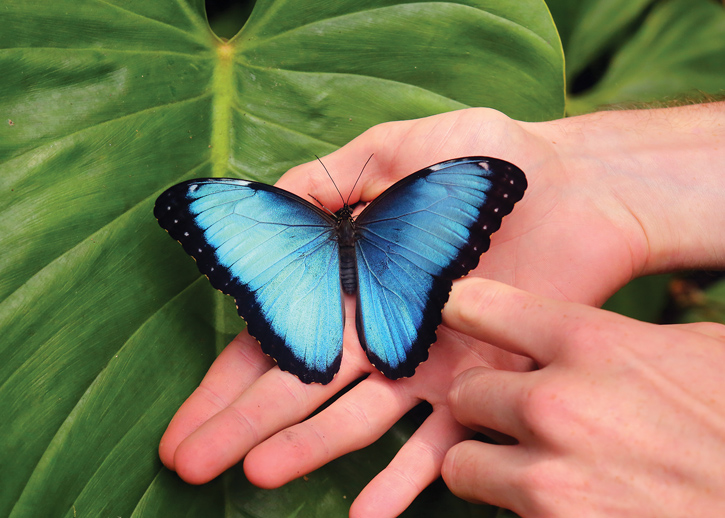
left=218, top=178, right=250, bottom=186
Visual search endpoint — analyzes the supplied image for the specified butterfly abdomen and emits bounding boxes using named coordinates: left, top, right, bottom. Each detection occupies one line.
left=337, top=209, right=357, bottom=295
left=339, top=246, right=357, bottom=294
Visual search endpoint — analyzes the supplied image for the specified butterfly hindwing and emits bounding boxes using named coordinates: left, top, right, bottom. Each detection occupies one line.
left=353, top=157, right=527, bottom=379
left=154, top=179, right=344, bottom=384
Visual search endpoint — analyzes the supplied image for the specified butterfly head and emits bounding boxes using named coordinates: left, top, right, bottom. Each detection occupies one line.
left=335, top=203, right=354, bottom=218
left=313, top=154, right=374, bottom=217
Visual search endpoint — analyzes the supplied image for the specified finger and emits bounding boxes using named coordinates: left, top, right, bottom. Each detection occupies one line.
left=159, top=331, right=275, bottom=469
left=442, top=277, right=609, bottom=365
left=447, top=366, right=533, bottom=440
left=276, top=111, right=493, bottom=208
left=243, top=374, right=417, bottom=488
left=171, top=353, right=365, bottom=485
left=274, top=124, right=393, bottom=209
left=350, top=407, right=473, bottom=518
left=442, top=440, right=529, bottom=512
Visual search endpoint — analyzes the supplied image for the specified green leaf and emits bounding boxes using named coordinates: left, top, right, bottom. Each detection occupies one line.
left=681, top=279, right=725, bottom=325
left=566, top=0, right=725, bottom=114
left=0, top=1, right=563, bottom=516
left=602, top=275, right=671, bottom=323
left=547, top=0, right=655, bottom=82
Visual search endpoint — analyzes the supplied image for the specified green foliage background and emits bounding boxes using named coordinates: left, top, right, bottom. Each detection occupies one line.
left=1, top=0, right=724, bottom=517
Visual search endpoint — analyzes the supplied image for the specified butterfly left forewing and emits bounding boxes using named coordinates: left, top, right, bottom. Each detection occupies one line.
left=353, top=157, right=526, bottom=379
left=155, top=179, right=344, bottom=384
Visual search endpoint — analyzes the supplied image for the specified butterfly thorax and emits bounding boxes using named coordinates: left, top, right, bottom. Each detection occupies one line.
left=335, top=205, right=358, bottom=295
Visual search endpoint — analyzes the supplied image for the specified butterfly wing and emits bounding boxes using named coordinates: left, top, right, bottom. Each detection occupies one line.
left=154, top=179, right=343, bottom=384
left=354, top=157, right=527, bottom=379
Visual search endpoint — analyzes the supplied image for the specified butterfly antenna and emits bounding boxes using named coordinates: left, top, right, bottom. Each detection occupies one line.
left=315, top=155, right=345, bottom=207
left=308, top=193, right=336, bottom=216
left=347, top=153, right=374, bottom=206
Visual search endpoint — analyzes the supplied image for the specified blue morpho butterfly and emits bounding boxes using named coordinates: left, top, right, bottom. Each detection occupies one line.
left=154, top=157, right=526, bottom=384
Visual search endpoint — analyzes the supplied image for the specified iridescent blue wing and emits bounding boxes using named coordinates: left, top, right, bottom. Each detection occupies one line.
left=353, top=157, right=526, bottom=379
left=154, top=179, right=343, bottom=384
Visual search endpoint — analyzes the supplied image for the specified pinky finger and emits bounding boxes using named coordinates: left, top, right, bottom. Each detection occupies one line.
left=441, top=440, right=529, bottom=513
left=350, top=408, right=472, bottom=518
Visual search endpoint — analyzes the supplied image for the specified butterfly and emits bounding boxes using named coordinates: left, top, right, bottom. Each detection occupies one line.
left=154, top=157, right=526, bottom=384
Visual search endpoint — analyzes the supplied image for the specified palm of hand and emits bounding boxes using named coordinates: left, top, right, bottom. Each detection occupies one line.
left=158, top=108, right=645, bottom=516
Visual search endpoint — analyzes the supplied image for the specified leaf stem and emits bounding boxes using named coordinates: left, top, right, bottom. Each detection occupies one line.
left=210, top=42, right=235, bottom=177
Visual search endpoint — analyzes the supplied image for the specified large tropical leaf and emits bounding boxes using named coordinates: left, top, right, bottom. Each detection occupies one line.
left=547, top=0, right=655, bottom=83
left=602, top=274, right=671, bottom=323
left=567, top=0, right=725, bottom=114
left=0, top=0, right=564, bottom=516
left=546, top=0, right=725, bottom=114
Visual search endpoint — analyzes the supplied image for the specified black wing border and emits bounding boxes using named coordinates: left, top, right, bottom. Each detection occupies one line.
left=154, top=178, right=341, bottom=384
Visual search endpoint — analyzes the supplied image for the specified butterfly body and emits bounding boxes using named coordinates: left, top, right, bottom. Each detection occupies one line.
left=155, top=157, right=526, bottom=384
left=334, top=205, right=358, bottom=295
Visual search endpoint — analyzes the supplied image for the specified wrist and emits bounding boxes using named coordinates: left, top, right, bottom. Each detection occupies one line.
left=525, top=102, right=725, bottom=275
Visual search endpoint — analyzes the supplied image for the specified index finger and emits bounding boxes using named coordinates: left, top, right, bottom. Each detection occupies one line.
left=442, top=278, right=610, bottom=365
left=274, top=122, right=399, bottom=210
left=275, top=109, right=518, bottom=209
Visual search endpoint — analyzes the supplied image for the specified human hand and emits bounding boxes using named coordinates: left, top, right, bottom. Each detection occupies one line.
left=158, top=104, right=725, bottom=516
left=441, top=277, right=725, bottom=517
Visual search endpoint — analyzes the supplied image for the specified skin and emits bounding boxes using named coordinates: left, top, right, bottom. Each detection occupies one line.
left=441, top=278, right=725, bottom=517
left=158, top=102, right=725, bottom=517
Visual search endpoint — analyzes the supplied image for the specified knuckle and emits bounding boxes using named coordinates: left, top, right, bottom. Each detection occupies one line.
left=278, top=373, right=311, bottom=410
left=228, top=405, right=260, bottom=444
left=519, top=380, right=572, bottom=436
left=341, top=400, right=374, bottom=437
left=195, top=383, right=228, bottom=411
left=687, top=321, right=725, bottom=340
left=555, top=315, right=610, bottom=360
left=518, top=460, right=550, bottom=493
left=366, top=119, right=399, bottom=144
left=516, top=460, right=563, bottom=517
left=305, top=421, right=332, bottom=456
left=388, top=464, right=424, bottom=494
left=447, top=367, right=489, bottom=418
